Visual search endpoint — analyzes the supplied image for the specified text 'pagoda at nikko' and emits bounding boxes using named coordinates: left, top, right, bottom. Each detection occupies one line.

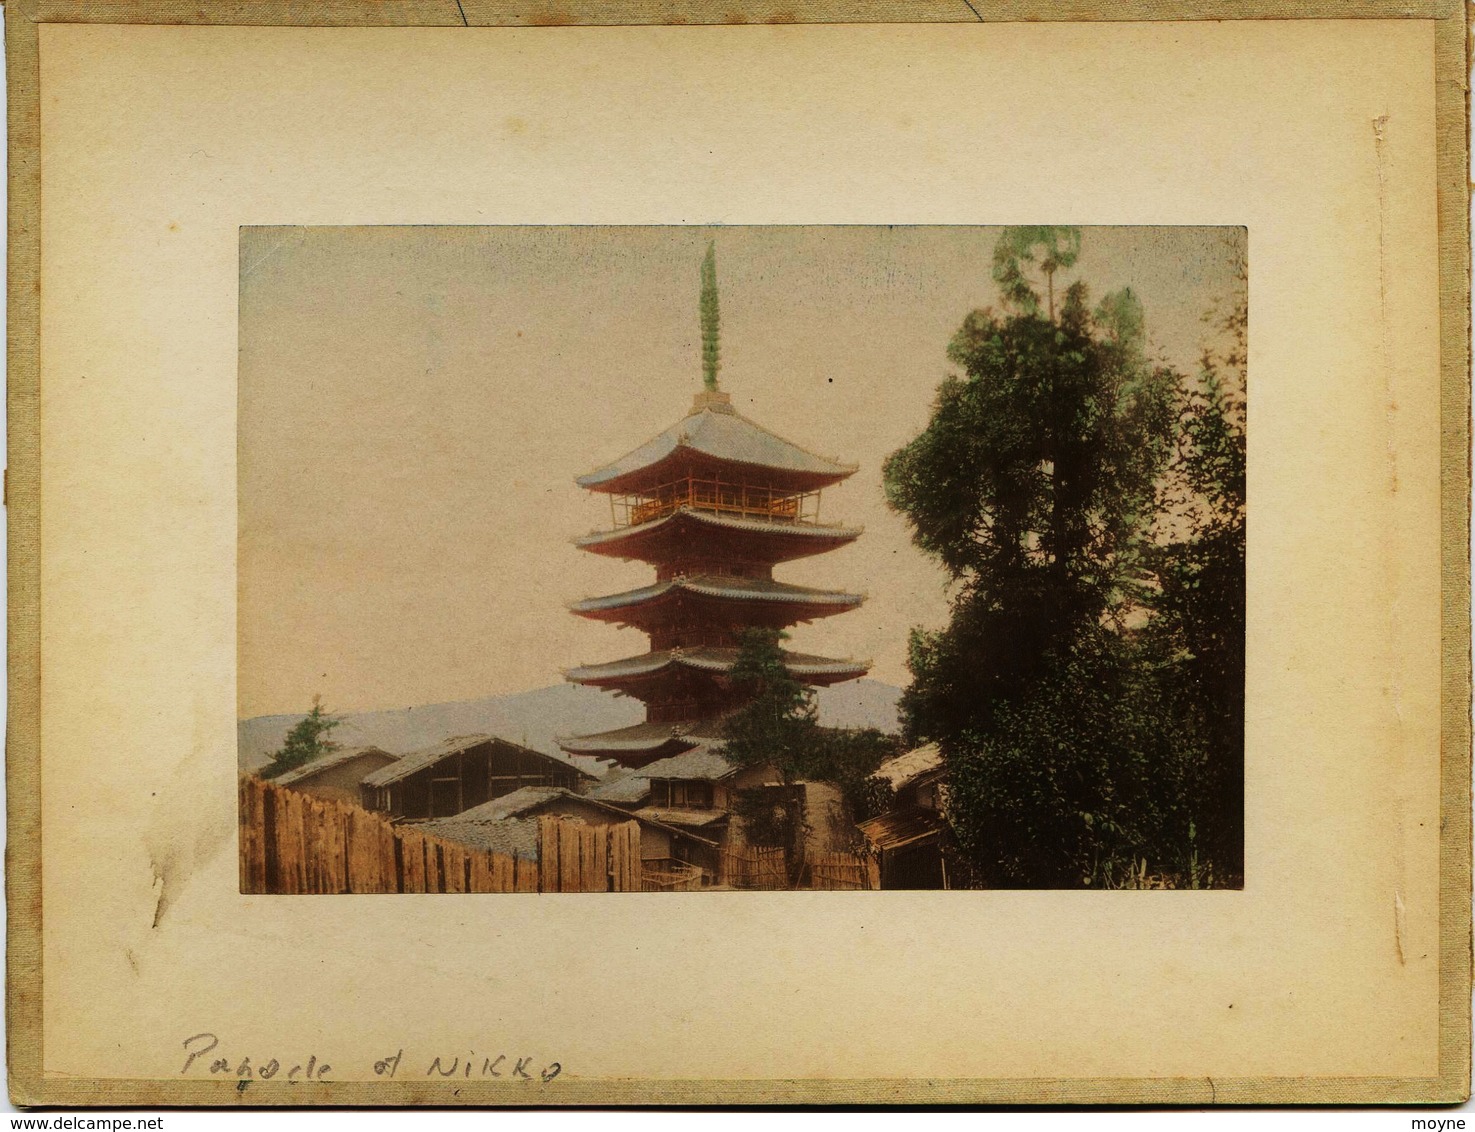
left=559, top=244, right=869, bottom=769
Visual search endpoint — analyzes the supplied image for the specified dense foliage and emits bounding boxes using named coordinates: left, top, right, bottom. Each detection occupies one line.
left=721, top=628, right=900, bottom=845
left=883, top=227, right=1245, bottom=888
left=261, top=694, right=341, bottom=780
left=1146, top=262, right=1247, bottom=878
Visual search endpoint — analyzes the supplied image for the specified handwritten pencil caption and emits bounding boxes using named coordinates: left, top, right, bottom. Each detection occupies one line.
left=181, top=1033, right=562, bottom=1083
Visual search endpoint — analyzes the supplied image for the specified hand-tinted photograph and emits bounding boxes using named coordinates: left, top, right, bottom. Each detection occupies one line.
left=238, top=224, right=1246, bottom=893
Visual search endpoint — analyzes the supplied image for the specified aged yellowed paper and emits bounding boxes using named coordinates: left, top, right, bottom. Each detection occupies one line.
left=7, top=3, right=1468, bottom=1106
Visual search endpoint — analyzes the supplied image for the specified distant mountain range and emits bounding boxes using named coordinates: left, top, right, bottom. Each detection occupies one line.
left=237, top=678, right=903, bottom=772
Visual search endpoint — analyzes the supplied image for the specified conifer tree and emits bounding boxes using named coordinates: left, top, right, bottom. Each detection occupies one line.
left=262, top=694, right=341, bottom=779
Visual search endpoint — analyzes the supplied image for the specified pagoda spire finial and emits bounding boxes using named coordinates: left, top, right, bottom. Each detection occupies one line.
left=700, top=241, right=721, bottom=392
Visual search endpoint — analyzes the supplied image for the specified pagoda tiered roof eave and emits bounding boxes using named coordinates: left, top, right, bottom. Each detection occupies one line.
left=576, top=403, right=857, bottom=495
left=576, top=507, right=862, bottom=564
left=564, top=646, right=870, bottom=689
left=555, top=718, right=726, bottom=755
left=569, top=574, right=865, bottom=622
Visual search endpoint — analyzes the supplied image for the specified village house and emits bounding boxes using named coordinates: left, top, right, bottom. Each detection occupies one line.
left=421, top=785, right=721, bottom=883
left=269, top=745, right=398, bottom=805
left=360, top=734, right=594, bottom=822
left=582, top=745, right=794, bottom=850
left=856, top=743, right=950, bottom=889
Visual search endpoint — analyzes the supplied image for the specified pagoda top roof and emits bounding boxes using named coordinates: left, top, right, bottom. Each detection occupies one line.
left=576, top=391, right=857, bottom=494
left=569, top=574, right=864, bottom=617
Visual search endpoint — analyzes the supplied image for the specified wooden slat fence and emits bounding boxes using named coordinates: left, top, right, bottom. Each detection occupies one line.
left=640, top=858, right=705, bottom=891
left=240, top=776, right=640, bottom=894
left=806, top=850, right=876, bottom=891
left=720, top=846, right=788, bottom=890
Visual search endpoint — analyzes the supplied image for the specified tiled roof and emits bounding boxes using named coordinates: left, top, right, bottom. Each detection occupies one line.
left=585, top=772, right=653, bottom=804
left=362, top=735, right=594, bottom=789
left=577, top=402, right=856, bottom=491
left=565, top=647, right=869, bottom=685
left=424, top=785, right=720, bottom=850
left=420, top=816, right=540, bottom=860
left=555, top=718, right=722, bottom=754
left=448, top=786, right=567, bottom=822
left=570, top=575, right=863, bottom=615
left=270, top=746, right=394, bottom=787
left=575, top=507, right=861, bottom=552
left=633, top=807, right=728, bottom=828
left=635, top=747, right=737, bottom=782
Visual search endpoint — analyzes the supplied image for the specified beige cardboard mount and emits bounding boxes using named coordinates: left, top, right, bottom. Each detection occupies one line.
left=5, top=0, right=1470, bottom=1107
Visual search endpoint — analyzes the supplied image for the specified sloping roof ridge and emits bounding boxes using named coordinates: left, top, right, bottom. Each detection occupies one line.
left=718, top=403, right=858, bottom=476
left=678, top=575, right=865, bottom=603
left=270, top=744, right=393, bottom=786
left=362, top=733, right=596, bottom=788
left=871, top=742, right=945, bottom=790
left=471, top=784, right=721, bottom=848
left=574, top=508, right=864, bottom=547
left=563, top=645, right=871, bottom=683
left=568, top=574, right=865, bottom=613
left=575, top=400, right=858, bottom=489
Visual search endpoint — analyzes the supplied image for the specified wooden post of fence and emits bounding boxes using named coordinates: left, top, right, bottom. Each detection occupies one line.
left=580, top=824, right=599, bottom=892
left=275, top=787, right=300, bottom=894
left=400, top=827, right=426, bottom=893
left=626, top=823, right=640, bottom=891
left=428, top=841, right=445, bottom=893
left=469, top=851, right=493, bottom=893
left=238, top=777, right=249, bottom=892
left=442, top=840, right=468, bottom=893
left=308, top=797, right=326, bottom=893
left=608, top=824, right=624, bottom=891
left=538, top=816, right=558, bottom=893
left=559, top=820, right=580, bottom=893
left=346, top=806, right=378, bottom=893
left=239, top=777, right=268, bottom=894
left=516, top=855, right=538, bottom=892
left=334, top=803, right=351, bottom=893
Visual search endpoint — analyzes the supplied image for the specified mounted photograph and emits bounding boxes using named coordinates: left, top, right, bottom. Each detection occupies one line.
left=238, top=224, right=1247, bottom=894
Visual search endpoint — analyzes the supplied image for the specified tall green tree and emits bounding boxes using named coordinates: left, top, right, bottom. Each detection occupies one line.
left=720, top=628, right=899, bottom=844
left=990, top=225, right=1081, bottom=321
left=1147, top=264, right=1247, bottom=879
left=261, top=694, right=341, bottom=780
left=883, top=227, right=1188, bottom=886
left=720, top=627, right=816, bottom=780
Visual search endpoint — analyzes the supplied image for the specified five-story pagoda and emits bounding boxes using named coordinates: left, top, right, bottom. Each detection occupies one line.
left=560, top=244, right=869, bottom=769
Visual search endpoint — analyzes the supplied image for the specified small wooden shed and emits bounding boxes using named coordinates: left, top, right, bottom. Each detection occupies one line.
left=270, top=745, right=397, bottom=805
left=857, top=743, right=950, bottom=889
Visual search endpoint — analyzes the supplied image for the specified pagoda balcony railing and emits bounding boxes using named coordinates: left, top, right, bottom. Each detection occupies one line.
left=613, top=477, right=823, bottom=529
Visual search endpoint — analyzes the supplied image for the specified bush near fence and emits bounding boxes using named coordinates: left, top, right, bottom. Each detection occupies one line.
left=239, top=775, right=640, bottom=894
